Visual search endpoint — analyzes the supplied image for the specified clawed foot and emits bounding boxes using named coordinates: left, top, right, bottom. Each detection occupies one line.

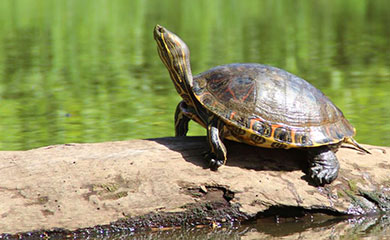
left=309, top=163, right=339, bottom=186
left=308, top=147, right=340, bottom=186
left=203, top=151, right=224, bottom=171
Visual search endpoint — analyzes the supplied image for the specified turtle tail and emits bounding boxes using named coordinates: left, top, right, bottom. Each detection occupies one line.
left=343, top=137, right=371, bottom=154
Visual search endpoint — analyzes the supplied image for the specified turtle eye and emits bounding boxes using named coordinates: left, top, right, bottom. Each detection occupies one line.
left=156, top=25, right=164, bottom=34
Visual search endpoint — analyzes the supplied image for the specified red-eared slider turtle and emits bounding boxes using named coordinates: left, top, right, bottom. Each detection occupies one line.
left=153, top=25, right=370, bottom=185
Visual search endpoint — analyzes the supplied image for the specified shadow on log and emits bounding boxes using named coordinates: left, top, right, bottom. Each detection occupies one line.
left=0, top=137, right=389, bottom=238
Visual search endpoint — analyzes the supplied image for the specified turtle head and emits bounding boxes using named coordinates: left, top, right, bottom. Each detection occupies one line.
left=154, top=25, right=193, bottom=101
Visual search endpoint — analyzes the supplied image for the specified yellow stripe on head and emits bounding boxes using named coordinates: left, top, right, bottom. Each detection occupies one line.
left=161, top=33, right=182, bottom=83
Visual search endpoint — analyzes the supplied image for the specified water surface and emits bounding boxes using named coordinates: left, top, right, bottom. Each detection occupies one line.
left=0, top=0, right=389, bottom=150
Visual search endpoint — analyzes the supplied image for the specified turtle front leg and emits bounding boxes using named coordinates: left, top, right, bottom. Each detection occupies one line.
left=307, top=146, right=340, bottom=186
left=174, top=101, right=191, bottom=136
left=206, top=117, right=227, bottom=170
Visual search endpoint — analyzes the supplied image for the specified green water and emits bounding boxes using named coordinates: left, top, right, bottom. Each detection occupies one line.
left=0, top=0, right=389, bottom=151
left=0, top=1, right=389, bottom=238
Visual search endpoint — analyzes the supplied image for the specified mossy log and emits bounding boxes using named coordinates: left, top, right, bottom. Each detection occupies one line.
left=0, top=137, right=389, bottom=238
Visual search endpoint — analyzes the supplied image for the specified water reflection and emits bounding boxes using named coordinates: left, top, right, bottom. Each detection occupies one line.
left=43, top=215, right=388, bottom=239
left=0, top=0, right=389, bottom=150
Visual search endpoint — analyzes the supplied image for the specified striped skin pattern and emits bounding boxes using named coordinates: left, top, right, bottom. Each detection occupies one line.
left=192, top=64, right=356, bottom=149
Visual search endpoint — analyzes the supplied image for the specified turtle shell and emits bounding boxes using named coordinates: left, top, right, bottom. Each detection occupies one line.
left=192, top=63, right=355, bottom=148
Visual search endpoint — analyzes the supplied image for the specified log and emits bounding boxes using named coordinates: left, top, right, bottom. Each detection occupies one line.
left=0, top=137, right=389, bottom=237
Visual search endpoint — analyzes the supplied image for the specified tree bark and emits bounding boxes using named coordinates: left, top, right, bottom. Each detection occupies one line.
left=0, top=137, right=389, bottom=236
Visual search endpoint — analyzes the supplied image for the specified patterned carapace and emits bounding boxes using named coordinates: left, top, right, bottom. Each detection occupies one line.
left=192, top=63, right=355, bottom=149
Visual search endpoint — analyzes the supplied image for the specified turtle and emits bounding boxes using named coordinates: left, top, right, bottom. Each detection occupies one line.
left=153, top=25, right=370, bottom=185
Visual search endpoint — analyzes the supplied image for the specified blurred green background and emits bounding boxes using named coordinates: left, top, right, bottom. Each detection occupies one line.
left=0, top=0, right=389, bottom=150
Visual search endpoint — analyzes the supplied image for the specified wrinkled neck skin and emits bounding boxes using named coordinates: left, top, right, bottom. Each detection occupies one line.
left=154, top=25, right=194, bottom=105
left=166, top=54, right=193, bottom=105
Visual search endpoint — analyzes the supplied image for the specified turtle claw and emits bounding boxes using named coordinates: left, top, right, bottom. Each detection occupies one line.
left=308, top=147, right=340, bottom=186
left=310, top=165, right=338, bottom=186
left=209, top=158, right=224, bottom=171
left=203, top=151, right=224, bottom=170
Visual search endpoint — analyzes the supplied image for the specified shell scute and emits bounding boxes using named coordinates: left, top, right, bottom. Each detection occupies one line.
left=273, top=126, right=292, bottom=144
left=270, top=142, right=288, bottom=149
left=250, top=134, right=266, bottom=144
left=250, top=118, right=272, bottom=137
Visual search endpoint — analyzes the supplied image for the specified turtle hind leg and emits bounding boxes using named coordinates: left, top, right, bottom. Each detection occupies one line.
left=307, top=146, right=340, bottom=186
